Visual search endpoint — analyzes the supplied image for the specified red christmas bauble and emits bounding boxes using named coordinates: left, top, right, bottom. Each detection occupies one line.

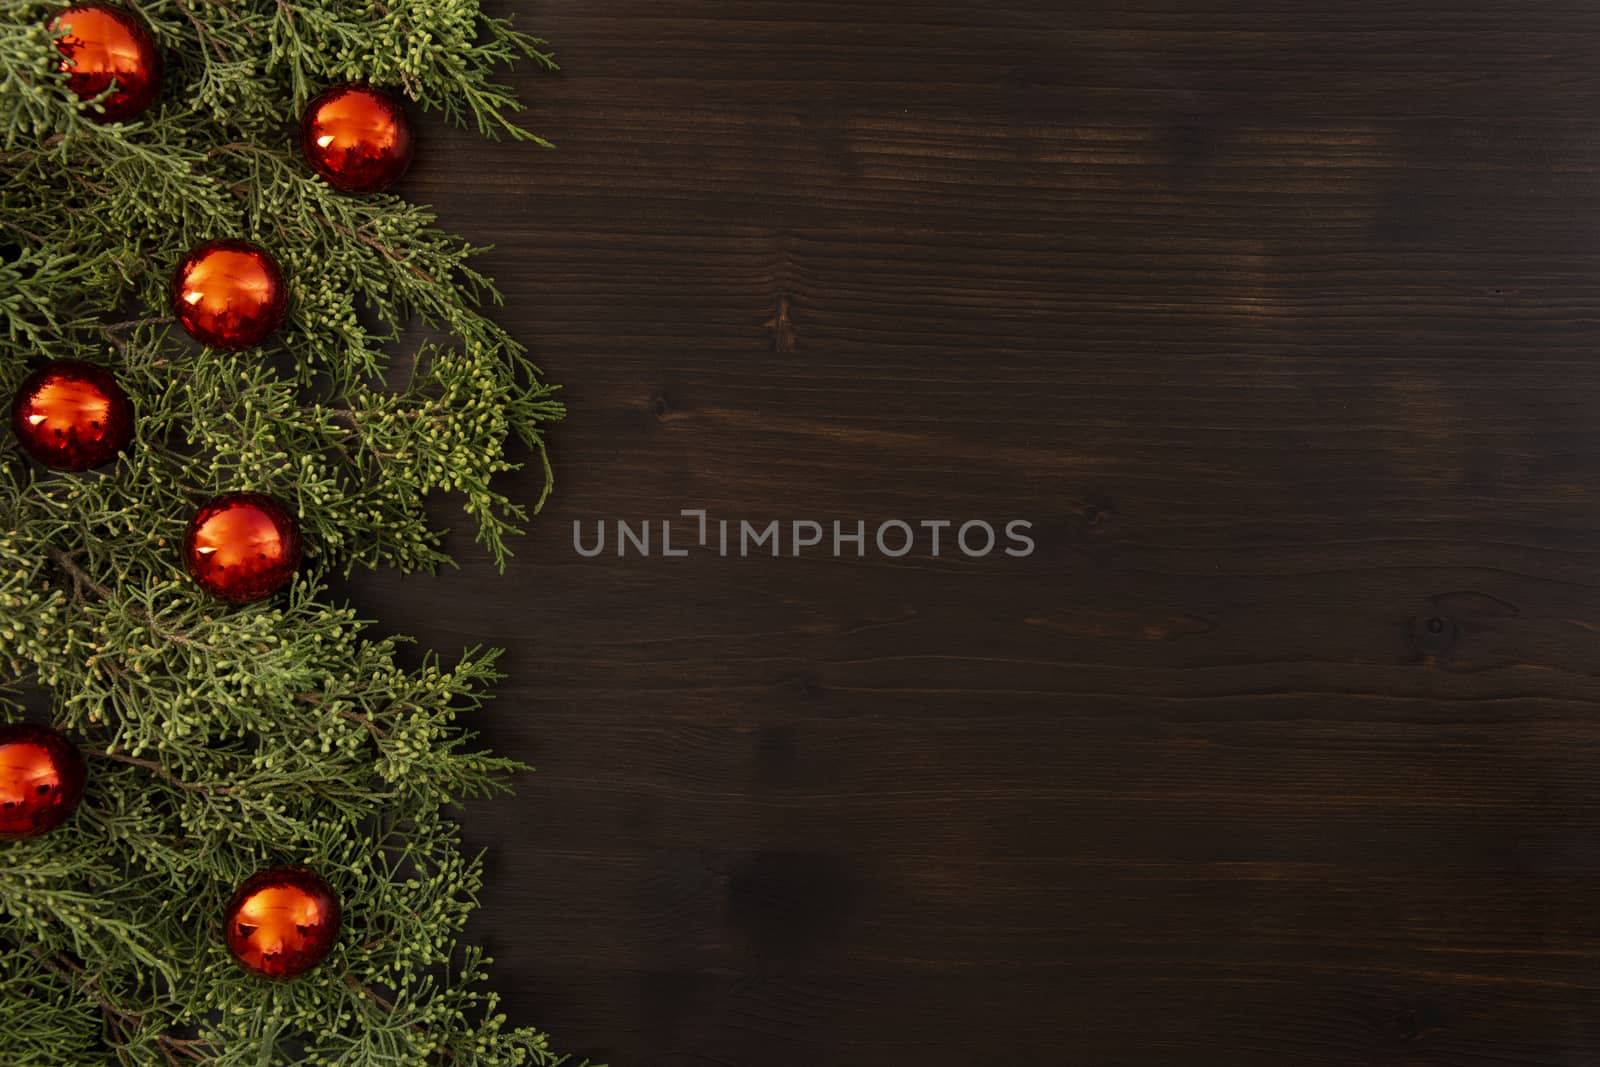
left=0, top=724, right=86, bottom=840
left=223, top=866, right=341, bottom=978
left=170, top=239, right=288, bottom=350
left=183, top=492, right=302, bottom=603
left=300, top=84, right=415, bottom=194
left=47, top=4, right=161, bottom=123
left=10, top=359, right=134, bottom=471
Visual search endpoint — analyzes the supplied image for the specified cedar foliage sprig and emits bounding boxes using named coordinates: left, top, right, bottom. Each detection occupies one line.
left=0, top=1, right=573, bottom=1064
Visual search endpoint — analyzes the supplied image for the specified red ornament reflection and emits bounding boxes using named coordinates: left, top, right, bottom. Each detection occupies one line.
left=0, top=724, right=87, bottom=840
left=223, top=866, right=341, bottom=978
left=183, top=492, right=302, bottom=603
left=170, top=239, right=288, bottom=350
left=10, top=359, right=135, bottom=470
left=48, top=4, right=162, bottom=123
left=300, top=83, right=415, bottom=194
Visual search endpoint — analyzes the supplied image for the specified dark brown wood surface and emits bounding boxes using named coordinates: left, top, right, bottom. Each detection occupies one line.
left=347, top=2, right=1600, bottom=1063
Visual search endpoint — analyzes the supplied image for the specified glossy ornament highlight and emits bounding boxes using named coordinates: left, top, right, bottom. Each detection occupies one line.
left=170, top=239, right=288, bottom=350
left=223, top=866, right=341, bottom=978
left=183, top=492, right=302, bottom=603
left=10, top=359, right=134, bottom=470
left=0, top=724, right=86, bottom=840
left=47, top=4, right=161, bottom=123
left=300, top=83, right=415, bottom=194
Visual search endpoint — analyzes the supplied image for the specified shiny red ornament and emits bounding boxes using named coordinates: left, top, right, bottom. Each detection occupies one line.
left=223, top=866, right=341, bottom=978
left=300, top=83, right=415, bottom=194
left=0, top=724, right=86, bottom=840
left=47, top=4, right=161, bottom=123
left=170, top=239, right=288, bottom=350
left=10, top=359, right=134, bottom=471
left=183, top=492, right=302, bottom=603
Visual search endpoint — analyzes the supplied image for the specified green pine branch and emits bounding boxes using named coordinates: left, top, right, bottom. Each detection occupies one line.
left=0, top=1, right=581, bottom=1064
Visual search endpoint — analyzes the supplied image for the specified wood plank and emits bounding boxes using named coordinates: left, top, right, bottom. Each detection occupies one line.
left=345, top=1, right=1600, bottom=1061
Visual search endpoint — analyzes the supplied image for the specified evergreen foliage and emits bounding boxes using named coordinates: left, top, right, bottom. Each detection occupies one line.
left=0, top=2, right=570, bottom=1063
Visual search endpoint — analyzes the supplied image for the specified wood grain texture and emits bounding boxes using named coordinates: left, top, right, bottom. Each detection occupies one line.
left=343, top=1, right=1600, bottom=1062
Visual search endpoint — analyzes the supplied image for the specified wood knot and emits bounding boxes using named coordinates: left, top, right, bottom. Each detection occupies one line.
left=1077, top=494, right=1115, bottom=533
left=764, top=294, right=797, bottom=353
left=1408, top=614, right=1457, bottom=657
left=1379, top=998, right=1443, bottom=1044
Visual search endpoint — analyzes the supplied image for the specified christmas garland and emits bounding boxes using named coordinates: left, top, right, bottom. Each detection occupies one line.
left=0, top=3, right=574, bottom=1064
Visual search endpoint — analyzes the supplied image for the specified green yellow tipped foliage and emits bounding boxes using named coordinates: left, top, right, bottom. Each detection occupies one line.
left=1, top=2, right=572, bottom=1064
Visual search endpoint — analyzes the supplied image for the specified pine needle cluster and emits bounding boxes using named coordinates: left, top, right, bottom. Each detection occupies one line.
left=1, top=2, right=571, bottom=1064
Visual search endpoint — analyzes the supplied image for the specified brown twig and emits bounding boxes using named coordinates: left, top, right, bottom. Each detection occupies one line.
left=0, top=216, right=43, bottom=242
left=85, top=749, right=235, bottom=796
left=32, top=950, right=210, bottom=1063
left=309, top=211, right=437, bottom=284
left=43, top=546, right=200, bottom=648
left=44, top=544, right=115, bottom=602
left=342, top=973, right=460, bottom=1063
left=173, top=0, right=229, bottom=62
left=295, top=691, right=390, bottom=739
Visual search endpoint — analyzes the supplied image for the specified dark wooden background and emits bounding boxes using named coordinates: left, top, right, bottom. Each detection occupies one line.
left=348, top=2, right=1600, bottom=1063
